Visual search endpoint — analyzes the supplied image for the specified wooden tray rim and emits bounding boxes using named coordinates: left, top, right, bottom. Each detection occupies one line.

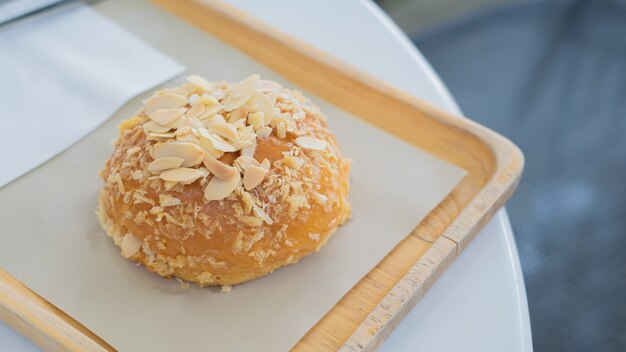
left=0, top=1, right=524, bottom=351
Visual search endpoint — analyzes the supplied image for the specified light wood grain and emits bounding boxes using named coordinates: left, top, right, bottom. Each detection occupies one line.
left=0, top=270, right=114, bottom=352
left=0, top=0, right=523, bottom=350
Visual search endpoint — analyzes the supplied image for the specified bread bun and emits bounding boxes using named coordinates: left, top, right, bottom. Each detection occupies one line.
left=97, top=75, right=351, bottom=286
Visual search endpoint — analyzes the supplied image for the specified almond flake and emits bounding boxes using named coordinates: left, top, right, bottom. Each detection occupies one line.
left=148, top=108, right=186, bottom=125
left=232, top=140, right=253, bottom=149
left=176, top=133, right=196, bottom=143
left=197, top=137, right=225, bottom=159
left=211, top=114, right=226, bottom=124
left=244, top=165, right=268, bottom=190
left=143, top=121, right=171, bottom=133
left=198, top=129, right=236, bottom=152
left=187, top=75, right=213, bottom=92
left=167, top=116, right=204, bottom=129
left=148, top=132, right=175, bottom=140
left=210, top=121, right=239, bottom=141
left=144, top=93, right=188, bottom=115
left=120, top=234, right=142, bottom=258
left=260, top=158, right=271, bottom=170
left=175, top=126, right=192, bottom=136
left=283, top=156, right=302, bottom=169
left=241, top=138, right=256, bottom=157
left=223, top=74, right=259, bottom=111
left=295, top=136, right=327, bottom=150
left=247, top=92, right=274, bottom=122
left=200, top=93, right=220, bottom=106
left=247, top=111, right=265, bottom=130
left=229, top=105, right=250, bottom=122
left=204, top=173, right=241, bottom=201
left=154, top=142, right=205, bottom=167
left=231, top=118, right=247, bottom=129
left=202, top=154, right=238, bottom=180
left=185, top=102, right=205, bottom=119
left=159, top=167, right=205, bottom=184
left=188, top=93, right=200, bottom=106
left=237, top=125, right=255, bottom=141
left=256, top=126, right=272, bottom=139
left=277, top=121, right=287, bottom=138
left=148, top=157, right=185, bottom=172
left=235, top=156, right=260, bottom=171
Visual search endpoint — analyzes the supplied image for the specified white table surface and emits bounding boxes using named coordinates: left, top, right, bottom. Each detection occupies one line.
left=0, top=1, right=532, bottom=351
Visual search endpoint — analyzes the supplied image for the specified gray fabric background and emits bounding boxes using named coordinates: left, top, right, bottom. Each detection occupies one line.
left=410, top=1, right=626, bottom=350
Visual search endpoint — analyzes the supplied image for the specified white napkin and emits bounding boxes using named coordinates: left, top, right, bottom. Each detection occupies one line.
left=0, top=3, right=184, bottom=187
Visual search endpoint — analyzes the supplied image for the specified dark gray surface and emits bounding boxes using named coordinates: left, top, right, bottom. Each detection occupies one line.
left=411, top=1, right=626, bottom=351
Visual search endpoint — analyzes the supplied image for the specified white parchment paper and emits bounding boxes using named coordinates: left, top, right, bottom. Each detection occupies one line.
left=0, top=1, right=466, bottom=351
left=0, top=4, right=184, bottom=188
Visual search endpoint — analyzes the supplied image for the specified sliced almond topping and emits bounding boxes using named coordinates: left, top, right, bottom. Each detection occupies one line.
left=167, top=116, right=204, bottom=129
left=229, top=105, right=250, bottom=122
left=235, top=156, right=260, bottom=171
left=247, top=92, right=274, bottom=122
left=143, top=121, right=171, bottom=133
left=232, top=139, right=253, bottom=149
left=159, top=167, right=205, bottom=184
left=256, top=126, right=272, bottom=139
left=148, top=132, right=176, bottom=140
left=213, top=90, right=226, bottom=100
left=237, top=125, right=255, bottom=141
left=200, top=93, right=220, bottom=106
left=144, top=93, right=188, bottom=115
left=231, top=118, right=247, bottom=129
left=176, top=133, right=196, bottom=143
left=210, top=121, right=239, bottom=141
left=295, top=136, right=327, bottom=151
left=204, top=173, right=241, bottom=201
left=188, top=93, right=200, bottom=106
left=247, top=111, right=265, bottom=130
left=185, top=102, right=205, bottom=119
left=257, top=79, right=283, bottom=92
left=241, top=138, right=256, bottom=157
left=198, top=129, right=236, bottom=152
left=283, top=155, right=302, bottom=170
left=211, top=114, right=226, bottom=124
left=154, top=141, right=205, bottom=167
left=148, top=108, right=186, bottom=125
left=148, top=157, right=184, bottom=172
left=197, top=137, right=225, bottom=159
left=244, top=165, right=268, bottom=190
left=260, top=158, right=271, bottom=170
left=277, top=121, right=287, bottom=138
left=223, top=74, right=260, bottom=111
left=187, top=75, right=213, bottom=92
left=199, top=108, right=220, bottom=121
left=202, top=154, right=238, bottom=180
left=165, top=84, right=196, bottom=97
left=120, top=234, right=142, bottom=258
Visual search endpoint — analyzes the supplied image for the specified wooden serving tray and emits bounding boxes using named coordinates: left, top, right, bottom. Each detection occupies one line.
left=0, top=1, right=523, bottom=351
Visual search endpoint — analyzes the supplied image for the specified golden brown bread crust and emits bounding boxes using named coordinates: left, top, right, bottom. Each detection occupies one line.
left=97, top=78, right=351, bottom=286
